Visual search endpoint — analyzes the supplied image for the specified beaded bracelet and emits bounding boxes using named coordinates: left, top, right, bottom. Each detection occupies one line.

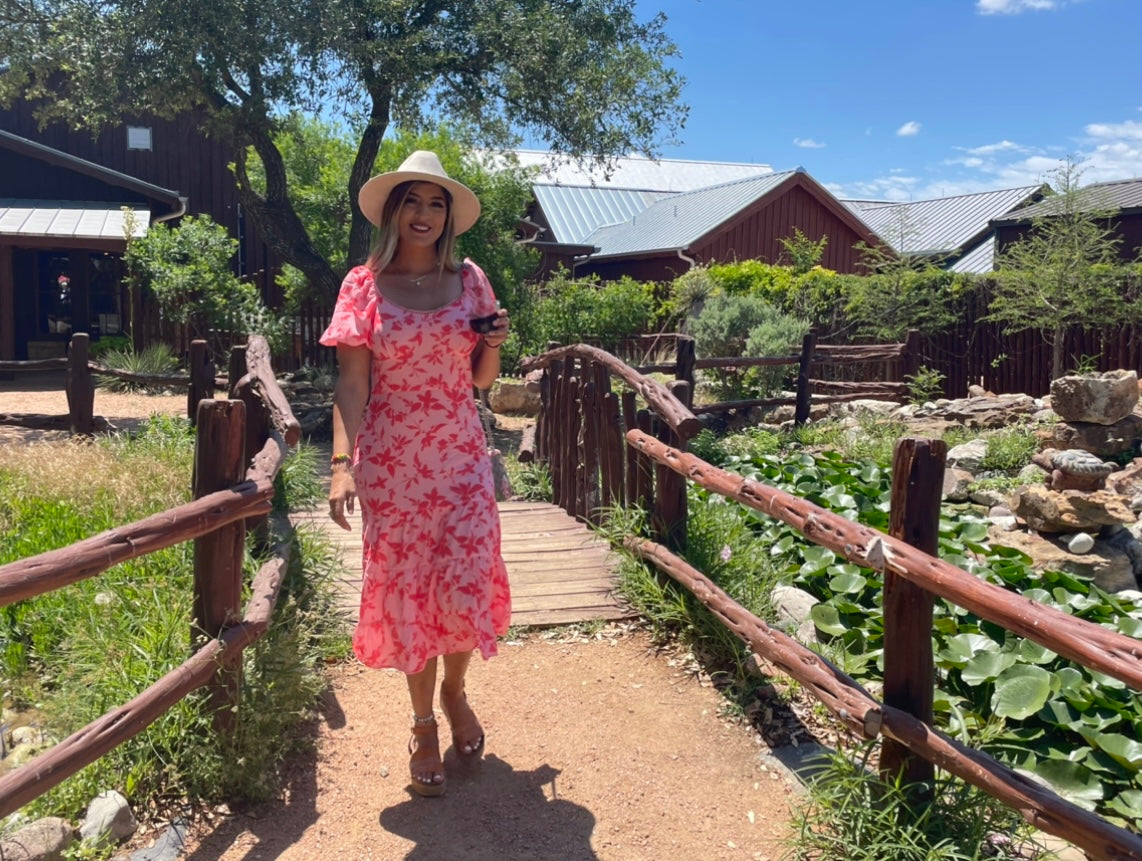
left=330, top=453, right=352, bottom=466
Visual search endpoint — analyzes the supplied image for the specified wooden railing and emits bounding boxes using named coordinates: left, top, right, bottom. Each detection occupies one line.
left=581, top=331, right=918, bottom=424
left=0, top=333, right=226, bottom=435
left=0, top=335, right=301, bottom=819
left=523, top=343, right=1142, bottom=861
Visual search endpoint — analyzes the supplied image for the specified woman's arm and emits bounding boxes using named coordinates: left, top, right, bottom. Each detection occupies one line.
left=472, top=309, right=510, bottom=390
left=328, top=344, right=371, bottom=530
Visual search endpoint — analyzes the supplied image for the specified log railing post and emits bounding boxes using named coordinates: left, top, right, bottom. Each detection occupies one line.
left=228, top=344, right=271, bottom=538
left=187, top=340, right=216, bottom=427
left=881, top=437, right=946, bottom=791
left=66, top=333, right=94, bottom=435
left=794, top=332, right=817, bottom=427
left=192, top=399, right=247, bottom=733
left=675, top=335, right=696, bottom=390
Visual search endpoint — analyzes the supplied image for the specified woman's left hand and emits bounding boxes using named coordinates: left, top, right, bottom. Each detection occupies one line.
left=483, top=308, right=510, bottom=349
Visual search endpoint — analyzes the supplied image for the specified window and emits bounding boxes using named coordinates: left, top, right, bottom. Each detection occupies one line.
left=127, top=126, right=152, bottom=151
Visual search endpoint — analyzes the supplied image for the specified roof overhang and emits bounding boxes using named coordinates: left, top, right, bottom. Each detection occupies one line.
left=0, top=200, right=148, bottom=250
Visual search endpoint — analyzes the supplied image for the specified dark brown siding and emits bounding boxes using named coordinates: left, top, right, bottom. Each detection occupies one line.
left=0, top=101, right=283, bottom=304
left=691, top=181, right=867, bottom=273
left=578, top=254, right=689, bottom=283
left=995, top=211, right=1142, bottom=262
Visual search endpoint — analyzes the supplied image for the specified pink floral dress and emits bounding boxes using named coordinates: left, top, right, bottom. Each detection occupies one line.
left=319, top=260, right=511, bottom=674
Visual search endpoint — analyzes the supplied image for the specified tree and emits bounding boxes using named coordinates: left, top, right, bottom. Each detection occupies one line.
left=0, top=0, right=686, bottom=298
left=988, top=158, right=1140, bottom=381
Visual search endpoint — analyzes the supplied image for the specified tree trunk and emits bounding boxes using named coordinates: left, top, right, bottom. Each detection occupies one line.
left=1050, top=325, right=1065, bottom=382
left=346, top=84, right=393, bottom=267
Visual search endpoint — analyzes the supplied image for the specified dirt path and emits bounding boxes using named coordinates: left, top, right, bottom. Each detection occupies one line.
left=176, top=628, right=796, bottom=861
left=1, top=377, right=800, bottom=860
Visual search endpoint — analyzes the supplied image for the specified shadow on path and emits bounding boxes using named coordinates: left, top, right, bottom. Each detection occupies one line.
left=380, top=755, right=597, bottom=861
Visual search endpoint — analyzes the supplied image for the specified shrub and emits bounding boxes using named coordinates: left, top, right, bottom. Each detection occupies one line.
left=94, top=343, right=181, bottom=393
left=687, top=292, right=809, bottom=399
left=526, top=270, right=656, bottom=353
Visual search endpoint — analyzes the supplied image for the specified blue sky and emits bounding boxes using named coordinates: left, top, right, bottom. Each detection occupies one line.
left=634, top=0, right=1142, bottom=200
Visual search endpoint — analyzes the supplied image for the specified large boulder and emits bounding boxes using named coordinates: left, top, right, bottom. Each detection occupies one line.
left=1049, top=370, right=1139, bottom=425
left=487, top=378, right=539, bottom=416
left=1105, top=458, right=1142, bottom=511
left=988, top=526, right=1139, bottom=593
left=0, top=817, right=74, bottom=861
left=1009, top=486, right=1136, bottom=533
left=1035, top=413, right=1142, bottom=457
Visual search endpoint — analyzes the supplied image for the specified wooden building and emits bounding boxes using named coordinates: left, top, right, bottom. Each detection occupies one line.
left=0, top=102, right=284, bottom=344
left=523, top=166, right=883, bottom=282
left=0, top=130, right=185, bottom=360
left=992, top=177, right=1142, bottom=262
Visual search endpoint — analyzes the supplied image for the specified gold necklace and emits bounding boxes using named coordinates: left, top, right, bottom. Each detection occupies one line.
left=400, top=263, right=439, bottom=287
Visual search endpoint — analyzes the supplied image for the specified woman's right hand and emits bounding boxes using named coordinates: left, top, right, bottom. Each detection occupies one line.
left=329, top=467, right=357, bottom=531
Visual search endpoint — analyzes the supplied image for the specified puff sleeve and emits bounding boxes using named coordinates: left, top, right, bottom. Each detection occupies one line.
left=319, top=265, right=377, bottom=348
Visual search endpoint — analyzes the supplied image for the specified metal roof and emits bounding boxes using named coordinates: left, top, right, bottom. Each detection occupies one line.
left=948, top=235, right=996, bottom=274
left=584, top=171, right=798, bottom=258
left=514, top=149, right=774, bottom=192
left=843, top=185, right=1043, bottom=256
left=992, top=177, right=1142, bottom=223
left=0, top=200, right=149, bottom=240
left=532, top=185, right=669, bottom=244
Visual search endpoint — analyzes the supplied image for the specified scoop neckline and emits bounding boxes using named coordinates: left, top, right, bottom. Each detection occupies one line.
left=373, top=262, right=469, bottom=314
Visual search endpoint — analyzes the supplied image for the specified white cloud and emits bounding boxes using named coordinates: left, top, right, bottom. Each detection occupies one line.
left=1085, top=120, right=1142, bottom=141
left=977, top=0, right=1059, bottom=14
left=793, top=137, right=826, bottom=149
left=964, top=140, right=1026, bottom=155
left=896, top=121, right=922, bottom=137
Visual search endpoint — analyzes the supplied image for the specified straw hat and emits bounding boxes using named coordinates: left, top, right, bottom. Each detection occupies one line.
left=358, top=150, right=481, bottom=234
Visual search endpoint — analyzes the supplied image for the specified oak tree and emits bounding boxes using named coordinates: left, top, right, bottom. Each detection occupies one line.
left=1, top=0, right=686, bottom=297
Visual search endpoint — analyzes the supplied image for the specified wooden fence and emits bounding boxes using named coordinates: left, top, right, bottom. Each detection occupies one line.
left=522, top=342, right=1142, bottom=861
left=0, top=335, right=302, bottom=819
left=589, top=331, right=917, bottom=423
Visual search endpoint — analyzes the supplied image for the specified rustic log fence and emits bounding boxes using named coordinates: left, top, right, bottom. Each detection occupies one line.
left=0, top=333, right=231, bottom=436
left=523, top=342, right=1142, bottom=861
left=0, top=334, right=301, bottom=818
left=586, top=331, right=918, bottom=424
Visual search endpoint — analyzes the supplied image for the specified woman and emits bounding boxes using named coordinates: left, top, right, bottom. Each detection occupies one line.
left=321, top=150, right=512, bottom=797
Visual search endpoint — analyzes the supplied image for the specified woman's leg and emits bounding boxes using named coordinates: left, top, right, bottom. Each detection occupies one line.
left=441, top=650, right=484, bottom=755
left=406, top=658, right=444, bottom=792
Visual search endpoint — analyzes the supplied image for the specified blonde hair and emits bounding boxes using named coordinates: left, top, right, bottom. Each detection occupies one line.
left=364, top=180, right=461, bottom=277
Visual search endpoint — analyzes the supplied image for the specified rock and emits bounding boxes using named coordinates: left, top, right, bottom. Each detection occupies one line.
left=0, top=817, right=74, bottom=861
left=771, top=585, right=819, bottom=645
left=927, top=394, right=1039, bottom=429
left=942, top=468, right=974, bottom=502
left=946, top=439, right=988, bottom=472
left=1066, top=532, right=1095, bottom=554
left=987, top=526, right=1139, bottom=592
left=1049, top=370, right=1139, bottom=424
left=486, top=378, right=539, bottom=415
left=969, top=486, right=1008, bottom=508
left=830, top=399, right=899, bottom=417
left=1009, top=486, right=1136, bottom=533
left=1106, top=458, right=1142, bottom=506
left=1035, top=413, right=1142, bottom=457
left=1101, top=525, right=1142, bottom=580
left=80, top=790, right=137, bottom=847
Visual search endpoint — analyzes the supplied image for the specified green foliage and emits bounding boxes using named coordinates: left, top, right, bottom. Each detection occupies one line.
left=503, top=456, right=553, bottom=502
left=686, top=292, right=810, bottom=400
left=526, top=270, right=657, bottom=354
left=979, top=424, right=1039, bottom=474
left=988, top=158, right=1142, bottom=380
left=0, top=429, right=350, bottom=820
left=904, top=365, right=947, bottom=405
left=844, top=267, right=965, bottom=341
left=124, top=215, right=290, bottom=362
left=786, top=745, right=1033, bottom=860
left=777, top=227, right=828, bottom=275
left=94, top=344, right=180, bottom=394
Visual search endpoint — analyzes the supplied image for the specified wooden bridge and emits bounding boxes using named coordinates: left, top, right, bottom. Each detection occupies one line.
left=291, top=497, right=627, bottom=628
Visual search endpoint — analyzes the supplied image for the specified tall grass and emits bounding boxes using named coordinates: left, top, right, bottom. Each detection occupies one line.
left=0, top=416, right=350, bottom=823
